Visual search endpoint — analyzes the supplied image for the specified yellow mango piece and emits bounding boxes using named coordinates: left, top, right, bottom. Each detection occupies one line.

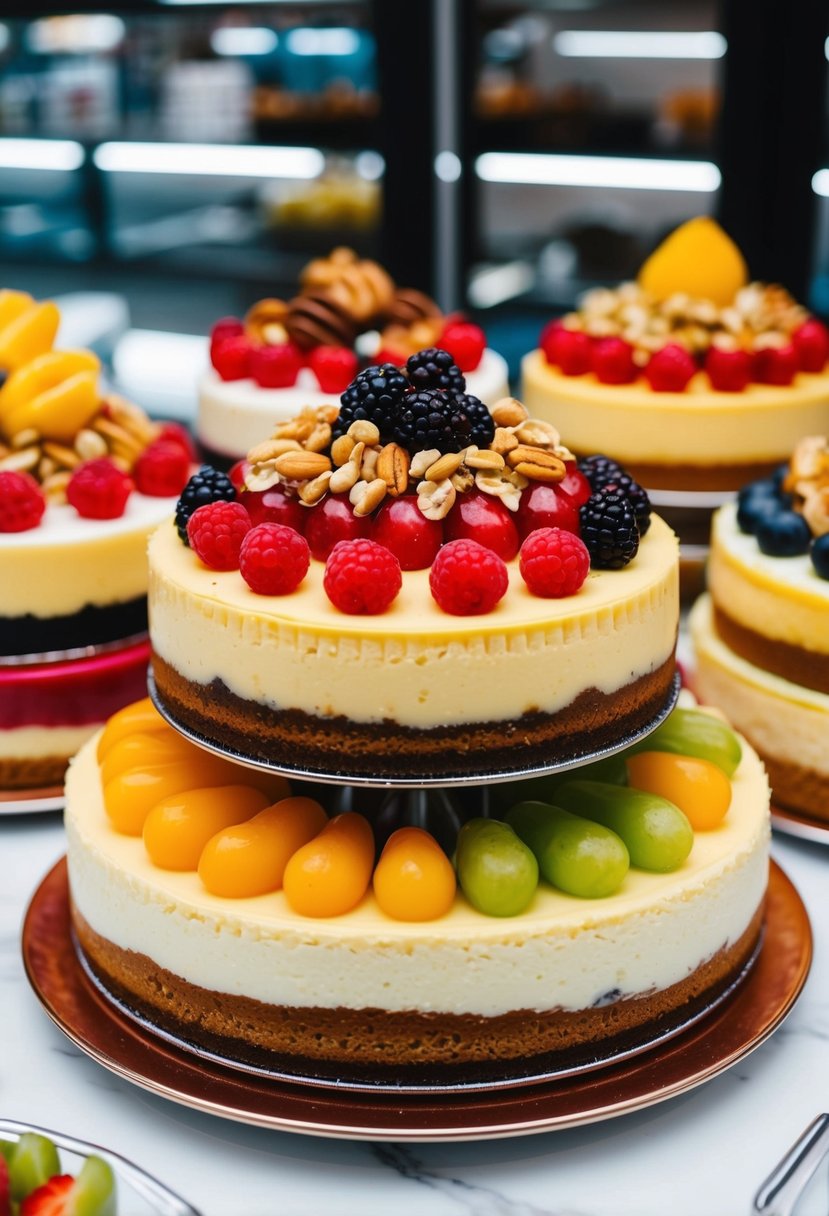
left=2, top=371, right=99, bottom=443
left=143, top=785, right=270, bottom=871
left=100, top=732, right=206, bottom=787
left=637, top=217, right=748, bottom=306
left=198, top=796, right=329, bottom=897
left=96, top=698, right=168, bottom=761
left=0, top=290, right=34, bottom=330
left=104, top=755, right=255, bottom=836
left=0, top=300, right=60, bottom=371
left=0, top=349, right=100, bottom=416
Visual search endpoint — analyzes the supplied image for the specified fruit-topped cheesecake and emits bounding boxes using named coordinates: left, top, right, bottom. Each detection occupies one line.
left=197, top=246, right=510, bottom=463
left=521, top=218, right=829, bottom=493
left=150, top=350, right=679, bottom=780
left=64, top=696, right=769, bottom=1075
left=691, top=435, right=829, bottom=823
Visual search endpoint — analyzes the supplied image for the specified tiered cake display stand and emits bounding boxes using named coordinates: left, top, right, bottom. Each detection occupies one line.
left=23, top=667, right=813, bottom=1139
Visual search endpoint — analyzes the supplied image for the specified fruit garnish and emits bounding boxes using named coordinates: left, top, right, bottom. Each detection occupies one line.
left=752, top=342, right=798, bottom=385
left=439, top=321, right=486, bottom=372
left=133, top=439, right=190, bottom=497
left=0, top=350, right=100, bottom=443
left=626, top=752, right=731, bottom=831
left=793, top=318, right=829, bottom=372
left=96, top=697, right=167, bottom=761
left=429, top=537, right=508, bottom=615
left=553, top=781, right=694, bottom=872
left=305, top=491, right=371, bottom=560
left=308, top=345, right=359, bottom=392
left=515, top=479, right=580, bottom=539
left=406, top=347, right=466, bottom=395
left=175, top=465, right=235, bottom=545
left=736, top=476, right=790, bottom=535
left=323, top=537, right=402, bottom=614
left=0, top=470, right=45, bottom=532
left=543, top=327, right=592, bottom=375
left=19, top=1173, right=74, bottom=1216
left=643, top=342, right=696, bottom=392
left=444, top=487, right=519, bottom=560
left=393, top=386, right=472, bottom=454
left=630, top=707, right=742, bottom=777
left=812, top=533, right=829, bottom=578
left=211, top=334, right=254, bottom=381
left=591, top=336, right=637, bottom=384
left=156, top=420, right=197, bottom=462
left=704, top=345, right=752, bottom=392
left=455, top=818, right=538, bottom=917
left=579, top=487, right=640, bottom=569
left=7, top=1135, right=60, bottom=1204
left=372, top=827, right=457, bottom=921
left=66, top=458, right=133, bottom=520
left=756, top=509, right=811, bottom=557
left=186, top=500, right=251, bottom=570
left=637, top=216, right=748, bottom=306
left=0, top=299, right=60, bottom=373
left=0, top=1155, right=9, bottom=1216
left=506, top=800, right=629, bottom=898
left=578, top=455, right=651, bottom=536
left=209, top=316, right=244, bottom=349
left=239, top=521, right=310, bottom=594
left=455, top=390, right=495, bottom=447
left=371, top=495, right=443, bottom=570
left=239, top=482, right=305, bottom=533
left=283, top=811, right=375, bottom=917
left=199, top=796, right=328, bottom=897
left=250, top=343, right=303, bottom=389
left=518, top=526, right=590, bottom=598
left=333, top=363, right=410, bottom=442
left=19, top=1156, right=116, bottom=1216
left=143, top=784, right=270, bottom=870
left=104, top=754, right=252, bottom=835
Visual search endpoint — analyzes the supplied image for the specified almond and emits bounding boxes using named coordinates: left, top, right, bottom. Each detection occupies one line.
left=331, top=434, right=356, bottom=466
left=247, top=438, right=302, bottom=464
left=75, top=428, right=108, bottom=461
left=409, top=448, right=442, bottom=479
left=465, top=448, right=505, bottom=471
left=43, top=442, right=80, bottom=469
left=11, top=427, right=39, bottom=450
left=0, top=446, right=38, bottom=472
left=274, top=451, right=332, bottom=481
left=424, top=451, right=463, bottom=482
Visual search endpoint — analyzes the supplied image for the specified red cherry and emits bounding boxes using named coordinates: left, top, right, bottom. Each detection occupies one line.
left=515, top=480, right=580, bottom=540
left=251, top=343, right=303, bottom=388
left=705, top=346, right=752, bottom=392
left=539, top=318, right=565, bottom=358
left=644, top=343, right=696, bottom=392
left=373, top=346, right=407, bottom=366
left=309, top=345, right=359, bottom=392
left=591, top=337, right=637, bottom=385
left=156, top=420, right=198, bottom=462
left=228, top=459, right=250, bottom=492
left=557, top=462, right=592, bottom=508
left=752, top=343, right=799, bottom=386
left=211, top=335, right=255, bottom=381
left=545, top=328, right=592, bottom=375
left=793, top=318, right=829, bottom=372
left=372, top=495, right=443, bottom=570
left=210, top=316, right=244, bottom=347
left=240, top=482, right=306, bottom=534
left=444, top=488, right=519, bottom=560
left=304, top=492, right=373, bottom=561
left=440, top=321, right=487, bottom=372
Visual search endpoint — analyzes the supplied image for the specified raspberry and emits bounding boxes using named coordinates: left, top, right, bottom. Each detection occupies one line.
left=323, top=538, right=402, bottom=614
left=544, top=327, right=592, bottom=375
left=211, top=335, right=255, bottom=380
left=439, top=322, right=486, bottom=372
left=407, top=347, right=466, bottom=394
left=793, top=318, right=829, bottom=372
left=429, top=538, right=508, bottom=615
left=579, top=488, right=640, bottom=569
left=309, top=345, right=359, bottom=393
left=753, top=343, right=798, bottom=385
left=187, top=500, right=251, bottom=570
left=538, top=318, right=564, bottom=358
left=239, top=522, right=310, bottom=594
left=519, top=527, right=590, bottom=597
left=0, top=470, right=45, bottom=531
left=644, top=343, right=696, bottom=392
left=705, top=346, right=752, bottom=392
left=175, top=465, right=235, bottom=544
left=156, top=420, right=198, bottom=462
left=134, top=439, right=191, bottom=497
left=210, top=316, right=244, bottom=348
left=591, top=337, right=637, bottom=385
left=251, top=343, right=303, bottom=388
left=67, top=458, right=133, bottom=520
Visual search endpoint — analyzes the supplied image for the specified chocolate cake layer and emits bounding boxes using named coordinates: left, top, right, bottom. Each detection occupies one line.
left=151, top=652, right=677, bottom=779
left=73, top=903, right=763, bottom=1076
left=1, top=597, right=148, bottom=658
left=713, top=605, right=829, bottom=695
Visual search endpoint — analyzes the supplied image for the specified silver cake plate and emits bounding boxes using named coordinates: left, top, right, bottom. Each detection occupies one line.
left=148, top=670, right=681, bottom=790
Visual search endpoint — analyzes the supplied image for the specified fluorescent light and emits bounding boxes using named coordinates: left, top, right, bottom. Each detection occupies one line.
left=210, top=27, right=278, bottom=57
left=0, top=138, right=85, bottom=171
left=554, top=30, right=727, bottom=59
left=27, top=15, right=125, bottom=54
left=284, top=28, right=360, bottom=56
left=812, top=169, right=829, bottom=196
left=93, top=142, right=324, bottom=179
left=476, top=152, right=720, bottom=192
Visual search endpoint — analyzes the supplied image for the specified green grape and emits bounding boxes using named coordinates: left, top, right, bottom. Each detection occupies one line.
left=73, top=1155, right=117, bottom=1216
left=9, top=1133, right=60, bottom=1202
left=628, top=707, right=742, bottom=777
left=0, top=1140, right=13, bottom=1164
left=455, top=818, right=538, bottom=917
left=490, top=754, right=628, bottom=814
left=553, top=781, right=693, bottom=873
left=505, top=800, right=629, bottom=899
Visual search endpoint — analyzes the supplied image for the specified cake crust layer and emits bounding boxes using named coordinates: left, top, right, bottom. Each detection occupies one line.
left=713, top=605, right=829, bottom=695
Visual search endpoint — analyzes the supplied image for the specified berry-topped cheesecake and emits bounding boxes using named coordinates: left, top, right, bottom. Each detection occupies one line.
left=197, top=247, right=510, bottom=464
left=0, top=331, right=195, bottom=790
left=691, top=436, right=829, bottom=823
left=64, top=695, right=769, bottom=1076
left=521, top=218, right=829, bottom=493
left=150, top=350, right=679, bottom=780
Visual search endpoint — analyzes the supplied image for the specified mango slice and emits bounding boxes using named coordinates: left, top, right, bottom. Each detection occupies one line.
left=0, top=300, right=60, bottom=371
left=0, top=349, right=101, bottom=441
left=638, top=217, right=748, bottom=306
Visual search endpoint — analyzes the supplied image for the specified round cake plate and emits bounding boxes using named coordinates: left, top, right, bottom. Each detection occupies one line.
left=647, top=487, right=734, bottom=511
left=22, top=859, right=811, bottom=1142
left=0, top=785, right=64, bottom=815
left=147, top=672, right=681, bottom=790
left=771, top=803, right=829, bottom=845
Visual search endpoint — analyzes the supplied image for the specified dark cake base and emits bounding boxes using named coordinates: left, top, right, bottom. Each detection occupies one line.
left=2, top=597, right=148, bottom=658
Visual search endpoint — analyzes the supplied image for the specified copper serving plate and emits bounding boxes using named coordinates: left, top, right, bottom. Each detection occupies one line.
left=771, top=803, right=829, bottom=845
left=0, top=785, right=64, bottom=814
left=22, top=859, right=811, bottom=1142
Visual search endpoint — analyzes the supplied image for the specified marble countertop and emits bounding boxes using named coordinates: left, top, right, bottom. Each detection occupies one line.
left=2, top=810, right=827, bottom=1216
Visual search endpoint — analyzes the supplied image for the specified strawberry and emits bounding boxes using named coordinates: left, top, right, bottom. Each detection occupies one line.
left=20, top=1174, right=74, bottom=1216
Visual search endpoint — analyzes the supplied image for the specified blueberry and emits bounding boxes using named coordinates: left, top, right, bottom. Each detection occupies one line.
left=771, top=463, right=789, bottom=489
left=756, top=510, right=812, bottom=557
left=736, top=478, right=793, bottom=534
left=811, top=534, right=829, bottom=578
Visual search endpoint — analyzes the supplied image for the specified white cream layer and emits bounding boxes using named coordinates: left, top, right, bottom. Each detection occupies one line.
left=708, top=503, right=829, bottom=654
left=148, top=515, right=679, bottom=729
left=65, top=729, right=769, bottom=1016
left=690, top=594, right=829, bottom=777
left=1, top=494, right=177, bottom=620
left=521, top=349, right=829, bottom=467
left=196, top=349, right=511, bottom=459
left=0, top=722, right=98, bottom=759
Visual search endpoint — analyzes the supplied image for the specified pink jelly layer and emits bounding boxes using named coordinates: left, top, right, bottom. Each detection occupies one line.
left=0, top=639, right=150, bottom=728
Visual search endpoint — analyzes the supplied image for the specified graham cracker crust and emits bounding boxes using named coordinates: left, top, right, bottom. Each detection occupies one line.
left=72, top=902, right=763, bottom=1076
left=713, top=605, right=829, bottom=695
left=759, top=753, right=829, bottom=823
left=150, top=652, right=677, bottom=778
left=0, top=754, right=69, bottom=789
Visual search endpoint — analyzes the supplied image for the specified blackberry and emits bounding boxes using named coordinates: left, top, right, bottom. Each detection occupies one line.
left=175, top=465, right=235, bottom=545
left=579, top=488, right=640, bottom=569
left=456, top=392, right=495, bottom=448
left=333, top=363, right=410, bottom=441
left=578, top=454, right=625, bottom=488
left=392, top=387, right=472, bottom=454
left=587, top=468, right=651, bottom=536
left=406, top=347, right=466, bottom=395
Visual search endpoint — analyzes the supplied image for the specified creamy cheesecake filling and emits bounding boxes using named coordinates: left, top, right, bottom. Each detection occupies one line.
left=148, top=515, right=678, bottom=729
left=197, top=349, right=511, bottom=460
left=0, top=722, right=98, bottom=759
left=65, top=730, right=769, bottom=1018
left=521, top=349, right=829, bottom=468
